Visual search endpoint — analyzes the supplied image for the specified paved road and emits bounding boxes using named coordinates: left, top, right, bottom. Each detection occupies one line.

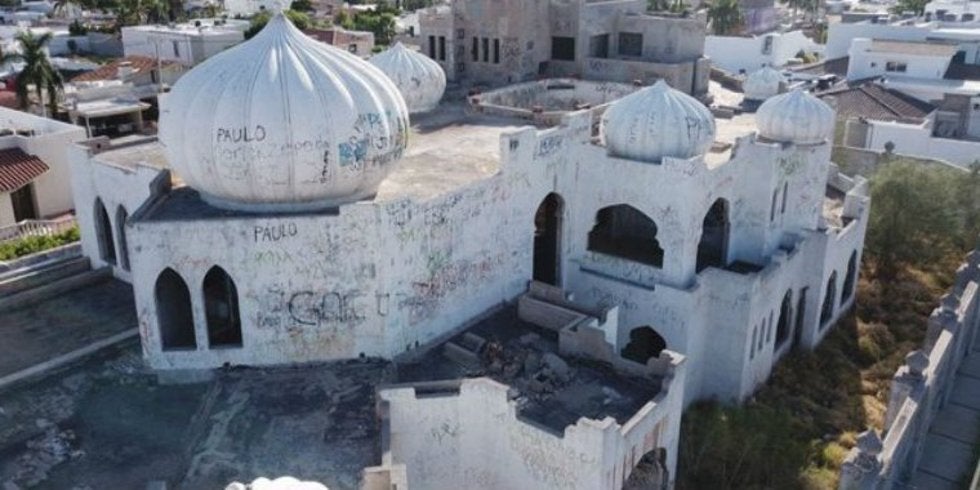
left=909, top=335, right=980, bottom=490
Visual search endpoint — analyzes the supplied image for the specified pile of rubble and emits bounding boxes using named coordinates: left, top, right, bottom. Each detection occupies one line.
left=3, top=420, right=84, bottom=489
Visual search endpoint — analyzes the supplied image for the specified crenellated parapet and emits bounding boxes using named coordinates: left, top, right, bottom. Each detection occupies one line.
left=839, top=249, right=980, bottom=490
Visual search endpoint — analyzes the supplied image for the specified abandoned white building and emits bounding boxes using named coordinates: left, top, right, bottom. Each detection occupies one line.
left=69, top=11, right=869, bottom=490
left=416, top=0, right=711, bottom=98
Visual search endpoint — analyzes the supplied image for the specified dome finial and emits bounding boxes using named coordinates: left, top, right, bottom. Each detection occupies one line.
left=270, top=0, right=289, bottom=14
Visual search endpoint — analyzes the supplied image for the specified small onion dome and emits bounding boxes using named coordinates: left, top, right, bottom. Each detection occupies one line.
left=743, top=66, right=784, bottom=101
left=159, top=13, right=409, bottom=212
left=756, top=88, right=835, bottom=144
left=601, top=80, right=715, bottom=163
left=370, top=42, right=446, bottom=113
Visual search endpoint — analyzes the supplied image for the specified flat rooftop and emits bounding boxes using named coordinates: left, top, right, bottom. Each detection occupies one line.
left=396, top=306, right=662, bottom=434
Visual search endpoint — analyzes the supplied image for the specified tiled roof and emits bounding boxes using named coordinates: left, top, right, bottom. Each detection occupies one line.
left=817, top=83, right=935, bottom=122
left=0, top=148, right=49, bottom=193
left=70, top=56, right=180, bottom=83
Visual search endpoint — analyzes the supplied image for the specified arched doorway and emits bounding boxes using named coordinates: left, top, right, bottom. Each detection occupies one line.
left=621, top=326, right=667, bottom=364
left=115, top=206, right=130, bottom=271
left=841, top=251, right=857, bottom=303
left=820, top=272, right=837, bottom=327
left=94, top=198, right=116, bottom=265
left=155, top=268, right=195, bottom=350
left=533, top=193, right=563, bottom=285
left=588, top=204, right=664, bottom=267
left=204, top=266, right=243, bottom=348
left=696, top=198, right=730, bottom=272
left=776, top=290, right=792, bottom=347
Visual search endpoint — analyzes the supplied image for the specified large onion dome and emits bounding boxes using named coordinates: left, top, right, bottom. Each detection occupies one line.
left=743, top=66, right=784, bottom=101
left=370, top=42, right=446, bottom=113
left=601, top=80, right=715, bottom=163
left=756, top=88, right=834, bottom=145
left=159, top=12, right=409, bottom=212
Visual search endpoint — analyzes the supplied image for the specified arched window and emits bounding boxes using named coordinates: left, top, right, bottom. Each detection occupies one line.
left=94, top=198, right=116, bottom=265
left=115, top=206, right=130, bottom=271
left=621, top=326, right=667, bottom=364
left=776, top=290, right=792, bottom=347
left=533, top=193, right=563, bottom=285
left=780, top=182, right=789, bottom=215
left=204, top=266, right=242, bottom=348
left=156, top=268, right=195, bottom=350
left=841, top=251, right=858, bottom=303
left=588, top=204, right=663, bottom=267
left=820, top=271, right=838, bottom=327
left=696, top=199, right=730, bottom=272
left=770, top=188, right=779, bottom=222
left=750, top=325, right=757, bottom=359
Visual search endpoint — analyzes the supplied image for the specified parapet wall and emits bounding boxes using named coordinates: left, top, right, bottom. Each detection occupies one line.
left=838, top=250, right=980, bottom=489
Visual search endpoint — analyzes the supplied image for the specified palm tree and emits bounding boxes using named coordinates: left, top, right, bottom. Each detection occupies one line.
left=1, top=32, right=63, bottom=117
left=707, top=0, right=744, bottom=35
left=114, top=0, right=171, bottom=29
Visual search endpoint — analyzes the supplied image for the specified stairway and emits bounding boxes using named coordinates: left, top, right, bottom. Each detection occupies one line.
left=0, top=255, right=112, bottom=311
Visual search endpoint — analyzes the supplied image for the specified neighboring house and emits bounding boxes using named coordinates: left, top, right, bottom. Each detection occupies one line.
left=0, top=107, right=86, bottom=228
left=69, top=56, right=186, bottom=100
left=705, top=30, right=822, bottom=74
left=417, top=0, right=711, bottom=97
left=304, top=28, right=375, bottom=57
left=121, top=19, right=248, bottom=67
left=846, top=39, right=958, bottom=82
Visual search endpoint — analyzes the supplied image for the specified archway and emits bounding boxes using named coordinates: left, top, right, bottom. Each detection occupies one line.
left=696, top=198, right=730, bottom=272
left=820, top=272, right=837, bottom=327
left=94, top=198, right=116, bottom=265
left=841, top=251, right=857, bottom=303
left=533, top=193, right=563, bottom=285
left=776, top=290, right=792, bottom=347
left=115, top=206, right=130, bottom=271
left=204, top=266, right=242, bottom=347
left=621, top=326, right=667, bottom=364
left=794, top=287, right=808, bottom=347
left=156, top=268, right=195, bottom=350
left=588, top=204, right=663, bottom=267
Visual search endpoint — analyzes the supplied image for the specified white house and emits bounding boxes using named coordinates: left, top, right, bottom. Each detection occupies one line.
left=0, top=107, right=86, bottom=228
left=121, top=19, right=248, bottom=67
left=705, top=30, right=822, bottom=74
left=846, top=38, right=958, bottom=81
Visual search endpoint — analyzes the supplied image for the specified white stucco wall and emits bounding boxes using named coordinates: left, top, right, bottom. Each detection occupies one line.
left=863, top=118, right=980, bottom=167
left=705, top=31, right=820, bottom=74
left=846, top=38, right=953, bottom=81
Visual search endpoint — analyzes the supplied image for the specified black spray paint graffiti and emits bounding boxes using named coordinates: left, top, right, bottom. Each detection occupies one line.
left=253, top=222, right=298, bottom=242
left=288, top=290, right=366, bottom=326
left=216, top=125, right=266, bottom=143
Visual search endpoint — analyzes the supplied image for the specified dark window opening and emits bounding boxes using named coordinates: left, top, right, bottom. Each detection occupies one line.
left=589, top=34, right=609, bottom=58
left=10, top=183, right=37, bottom=221
left=776, top=290, right=792, bottom=347
left=482, top=37, right=489, bottom=62
left=621, top=326, right=667, bottom=364
left=95, top=198, right=116, bottom=265
left=428, top=35, right=436, bottom=59
left=750, top=326, right=757, bottom=359
left=204, top=266, right=242, bottom=348
left=115, top=206, right=130, bottom=271
left=533, top=193, right=563, bottom=286
left=438, top=36, right=446, bottom=61
left=885, top=61, right=908, bottom=73
left=820, top=271, right=837, bottom=327
left=551, top=36, right=575, bottom=61
left=780, top=182, right=788, bottom=214
left=770, top=189, right=779, bottom=222
left=624, top=448, right=669, bottom=490
left=842, top=251, right=858, bottom=303
left=493, top=38, right=500, bottom=64
left=618, top=32, right=643, bottom=57
left=794, top=287, right=807, bottom=347
left=471, top=36, right=478, bottom=61
left=156, top=268, right=196, bottom=350
left=588, top=204, right=663, bottom=268
left=696, top=199, right=730, bottom=272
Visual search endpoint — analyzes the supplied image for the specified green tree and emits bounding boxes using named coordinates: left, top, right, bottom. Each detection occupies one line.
left=245, top=10, right=311, bottom=39
left=114, top=0, right=171, bottom=28
left=865, top=160, right=960, bottom=278
left=290, top=0, right=314, bottom=11
left=890, top=0, right=929, bottom=15
left=2, top=31, right=64, bottom=117
left=707, top=0, right=744, bottom=35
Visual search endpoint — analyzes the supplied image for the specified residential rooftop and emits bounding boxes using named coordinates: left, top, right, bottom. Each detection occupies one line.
left=868, top=40, right=960, bottom=57
left=817, top=83, right=936, bottom=123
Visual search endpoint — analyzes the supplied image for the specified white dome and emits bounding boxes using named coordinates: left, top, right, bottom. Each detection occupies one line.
left=743, top=66, right=784, bottom=101
left=370, top=42, right=446, bottom=113
left=756, top=88, right=835, bottom=144
left=159, top=13, right=409, bottom=212
left=601, top=80, right=715, bottom=162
